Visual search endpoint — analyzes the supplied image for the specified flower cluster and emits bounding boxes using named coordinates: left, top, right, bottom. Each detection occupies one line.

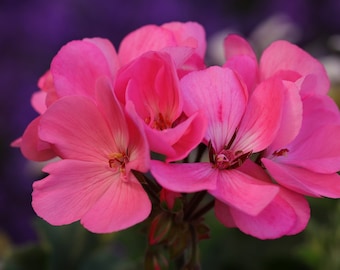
left=13, top=21, right=340, bottom=263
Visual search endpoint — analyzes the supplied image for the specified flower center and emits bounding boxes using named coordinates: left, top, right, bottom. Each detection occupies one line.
left=108, top=152, right=129, bottom=177
left=145, top=112, right=172, bottom=130
left=208, top=140, right=252, bottom=170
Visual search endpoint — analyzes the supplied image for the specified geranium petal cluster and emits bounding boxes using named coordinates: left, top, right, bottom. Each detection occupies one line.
left=13, top=21, right=340, bottom=239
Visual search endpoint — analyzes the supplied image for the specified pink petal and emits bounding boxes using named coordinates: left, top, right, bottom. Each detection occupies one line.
left=81, top=171, right=151, bottom=233
left=223, top=34, right=257, bottom=61
left=92, top=79, right=150, bottom=173
left=93, top=78, right=135, bottom=153
left=33, top=160, right=150, bottom=232
left=51, top=38, right=117, bottom=99
left=124, top=102, right=150, bottom=173
left=84, top=37, right=120, bottom=79
left=209, top=169, right=279, bottom=216
left=278, top=188, right=310, bottom=236
left=223, top=55, right=258, bottom=94
left=283, top=125, right=340, bottom=173
left=18, top=116, right=56, bottom=161
left=118, top=25, right=176, bottom=66
left=215, top=188, right=309, bottom=239
left=39, top=95, right=120, bottom=162
left=288, top=95, right=340, bottom=144
left=232, top=77, right=284, bottom=153
left=162, top=21, right=206, bottom=58
left=267, top=81, right=303, bottom=152
left=31, top=91, right=47, bottom=114
left=262, top=158, right=340, bottom=198
left=180, top=66, right=248, bottom=151
left=150, top=160, right=217, bottom=192
left=260, top=40, right=330, bottom=95
left=223, top=35, right=258, bottom=91
left=144, top=110, right=207, bottom=162
left=123, top=51, right=182, bottom=121
left=32, top=160, right=114, bottom=225
left=214, top=201, right=237, bottom=228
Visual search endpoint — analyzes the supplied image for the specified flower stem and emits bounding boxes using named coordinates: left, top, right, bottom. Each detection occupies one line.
left=189, top=199, right=215, bottom=221
left=184, top=191, right=207, bottom=221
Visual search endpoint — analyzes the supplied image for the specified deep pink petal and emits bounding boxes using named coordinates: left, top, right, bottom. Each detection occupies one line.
left=32, top=160, right=115, bottom=225
left=31, top=91, right=47, bottom=114
left=39, top=95, right=119, bottom=162
left=278, top=188, right=310, bottom=236
left=286, top=95, right=340, bottom=146
left=214, top=201, right=236, bottom=228
left=84, top=37, right=120, bottom=78
left=93, top=78, right=140, bottom=155
left=124, top=102, right=150, bottom=173
left=260, top=40, right=330, bottom=95
left=209, top=169, right=279, bottom=216
left=164, top=110, right=207, bottom=162
left=81, top=173, right=151, bottom=233
left=118, top=25, right=176, bottom=66
left=232, top=77, right=284, bottom=153
left=150, top=161, right=217, bottom=192
left=267, top=81, right=303, bottom=152
left=262, top=158, right=340, bottom=198
left=215, top=189, right=307, bottom=239
left=51, top=38, right=116, bottom=99
left=18, top=116, right=56, bottom=161
left=162, top=21, right=206, bottom=58
left=33, top=159, right=150, bottom=232
left=143, top=110, right=206, bottom=162
left=223, top=34, right=257, bottom=60
left=123, top=51, right=182, bottom=121
left=282, top=125, right=340, bottom=173
left=180, top=66, right=248, bottom=151
left=223, top=55, right=258, bottom=94
left=223, top=35, right=258, bottom=91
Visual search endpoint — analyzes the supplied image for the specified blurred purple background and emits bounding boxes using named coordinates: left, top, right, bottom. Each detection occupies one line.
left=1, top=0, right=340, bottom=245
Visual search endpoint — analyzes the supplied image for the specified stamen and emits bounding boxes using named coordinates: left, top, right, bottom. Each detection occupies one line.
left=145, top=113, right=172, bottom=130
left=108, top=152, right=129, bottom=176
left=273, top=148, right=289, bottom=157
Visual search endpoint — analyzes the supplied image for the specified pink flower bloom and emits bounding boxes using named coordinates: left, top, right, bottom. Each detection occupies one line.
left=14, top=21, right=205, bottom=162
left=214, top=160, right=310, bottom=239
left=115, top=51, right=207, bottom=161
left=151, top=66, right=285, bottom=216
left=10, top=70, right=58, bottom=161
left=223, top=34, right=330, bottom=97
left=32, top=80, right=151, bottom=233
left=262, top=94, right=340, bottom=198
left=118, top=21, right=206, bottom=74
left=13, top=37, right=119, bottom=161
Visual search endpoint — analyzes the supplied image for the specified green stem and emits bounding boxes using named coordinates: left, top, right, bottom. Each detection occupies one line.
left=184, top=191, right=207, bottom=221
left=189, top=199, right=215, bottom=221
left=185, top=224, right=200, bottom=270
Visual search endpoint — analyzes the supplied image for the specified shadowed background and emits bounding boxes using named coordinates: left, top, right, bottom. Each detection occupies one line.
left=1, top=0, right=340, bottom=269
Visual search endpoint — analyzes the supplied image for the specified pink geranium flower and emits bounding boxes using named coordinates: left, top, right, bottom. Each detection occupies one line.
left=215, top=160, right=310, bottom=239
left=32, top=80, right=151, bottom=233
left=151, top=66, right=285, bottom=216
left=12, top=37, right=119, bottom=161
left=13, top=21, right=206, bottom=162
left=223, top=34, right=330, bottom=97
left=115, top=51, right=207, bottom=161
left=118, top=21, right=206, bottom=73
left=262, top=94, right=340, bottom=198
